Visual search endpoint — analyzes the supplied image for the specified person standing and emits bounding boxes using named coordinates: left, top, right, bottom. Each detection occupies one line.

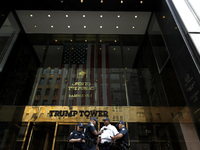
left=85, top=117, right=102, bottom=150
left=111, top=121, right=130, bottom=150
left=68, top=122, right=85, bottom=150
left=97, top=117, right=119, bottom=150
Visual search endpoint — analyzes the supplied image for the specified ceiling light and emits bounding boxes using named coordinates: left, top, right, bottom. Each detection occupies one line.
left=101, top=0, right=103, bottom=3
left=121, top=0, right=123, bottom=4
left=128, top=48, right=130, bottom=50
left=58, top=47, right=60, bottom=50
left=66, top=14, right=69, bottom=17
left=70, top=39, right=73, bottom=42
left=30, top=14, right=33, bottom=17
left=61, top=0, right=64, bottom=3
left=85, top=40, right=87, bottom=42
left=67, top=25, right=70, bottom=28
left=81, top=0, right=83, bottom=3
left=84, top=25, right=87, bottom=28
left=116, top=26, right=119, bottom=29
left=100, top=26, right=103, bottom=28
left=132, top=26, right=135, bottom=29
left=100, top=40, right=102, bottom=43
left=140, top=1, right=143, bottom=4
left=114, top=40, right=117, bottom=43
left=48, top=14, right=51, bottom=17
left=100, top=15, right=103, bottom=18
left=135, top=15, right=138, bottom=18
left=117, top=15, right=120, bottom=18
left=51, top=25, right=54, bottom=28
left=163, top=16, right=166, bottom=19
left=99, top=47, right=102, bottom=51
left=83, top=14, right=86, bottom=18
left=114, top=48, right=116, bottom=51
left=55, top=40, right=58, bottom=42
left=34, top=25, right=37, bottom=28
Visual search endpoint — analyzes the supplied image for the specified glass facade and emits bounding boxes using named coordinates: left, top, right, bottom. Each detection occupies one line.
left=1, top=0, right=200, bottom=149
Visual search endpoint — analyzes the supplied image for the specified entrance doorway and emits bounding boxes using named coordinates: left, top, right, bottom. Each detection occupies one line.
left=27, top=123, right=55, bottom=150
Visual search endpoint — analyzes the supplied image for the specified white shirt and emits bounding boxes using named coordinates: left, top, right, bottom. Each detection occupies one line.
left=99, top=124, right=119, bottom=143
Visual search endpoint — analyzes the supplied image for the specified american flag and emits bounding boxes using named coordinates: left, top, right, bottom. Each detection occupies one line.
left=61, top=43, right=112, bottom=106
left=62, top=44, right=87, bottom=65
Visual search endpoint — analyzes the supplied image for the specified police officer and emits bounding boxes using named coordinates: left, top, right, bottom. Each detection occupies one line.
left=85, top=117, right=102, bottom=150
left=68, top=122, right=85, bottom=150
left=97, top=117, right=119, bottom=150
left=111, top=121, right=130, bottom=150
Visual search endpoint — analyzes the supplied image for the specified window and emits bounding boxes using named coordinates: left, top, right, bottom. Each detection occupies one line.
left=56, top=78, right=60, bottom=84
left=54, top=89, right=58, bottom=95
left=58, top=69, right=62, bottom=74
left=48, top=78, right=52, bottom=84
left=43, top=100, right=48, bottom=105
left=45, top=89, right=50, bottom=95
left=42, top=69, right=47, bottom=74
left=50, top=69, right=54, bottom=74
left=36, top=89, right=42, bottom=95
left=39, top=78, right=44, bottom=84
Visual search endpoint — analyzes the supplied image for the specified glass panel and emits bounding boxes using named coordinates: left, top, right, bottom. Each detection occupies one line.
left=29, top=123, right=55, bottom=150
left=0, top=12, right=20, bottom=72
left=55, top=125, right=75, bottom=150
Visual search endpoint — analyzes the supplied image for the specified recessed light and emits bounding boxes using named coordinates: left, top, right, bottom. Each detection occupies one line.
left=114, top=40, right=117, bottom=43
left=99, top=47, right=102, bottom=51
left=83, top=14, right=86, bottom=18
left=85, top=40, right=87, bottom=42
left=30, top=14, right=33, bottom=17
left=114, top=48, right=116, bottom=51
left=121, top=0, right=123, bottom=4
left=70, top=39, right=73, bottom=42
left=100, top=15, right=103, bottom=18
left=84, top=25, right=87, bottom=28
left=100, top=26, right=103, bottom=28
left=51, top=25, right=54, bottom=28
left=58, top=47, right=60, bottom=50
left=100, top=40, right=102, bottom=43
left=34, top=25, right=37, bottom=28
left=61, top=0, right=64, bottom=3
left=101, top=0, right=103, bottom=3
left=48, top=14, right=51, bottom=17
left=117, top=15, right=120, bottom=18
left=66, top=14, right=69, bottom=17
left=55, top=40, right=58, bottom=42
left=116, top=26, right=119, bottom=29
left=140, top=1, right=143, bottom=4
left=81, top=0, right=83, bottom=3
left=132, top=26, right=135, bottom=29
left=163, top=16, right=166, bottom=19
left=135, top=15, right=138, bottom=18
left=67, top=25, right=70, bottom=28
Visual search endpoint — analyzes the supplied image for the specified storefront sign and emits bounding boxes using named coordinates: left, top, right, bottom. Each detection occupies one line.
left=49, top=110, right=108, bottom=117
left=20, top=106, right=193, bottom=123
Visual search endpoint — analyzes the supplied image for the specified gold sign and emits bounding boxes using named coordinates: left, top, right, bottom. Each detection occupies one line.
left=21, top=106, right=192, bottom=123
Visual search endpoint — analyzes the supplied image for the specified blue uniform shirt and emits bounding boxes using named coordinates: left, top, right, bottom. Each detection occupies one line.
left=85, top=122, right=97, bottom=142
left=68, top=130, right=85, bottom=148
left=116, top=127, right=129, bottom=144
